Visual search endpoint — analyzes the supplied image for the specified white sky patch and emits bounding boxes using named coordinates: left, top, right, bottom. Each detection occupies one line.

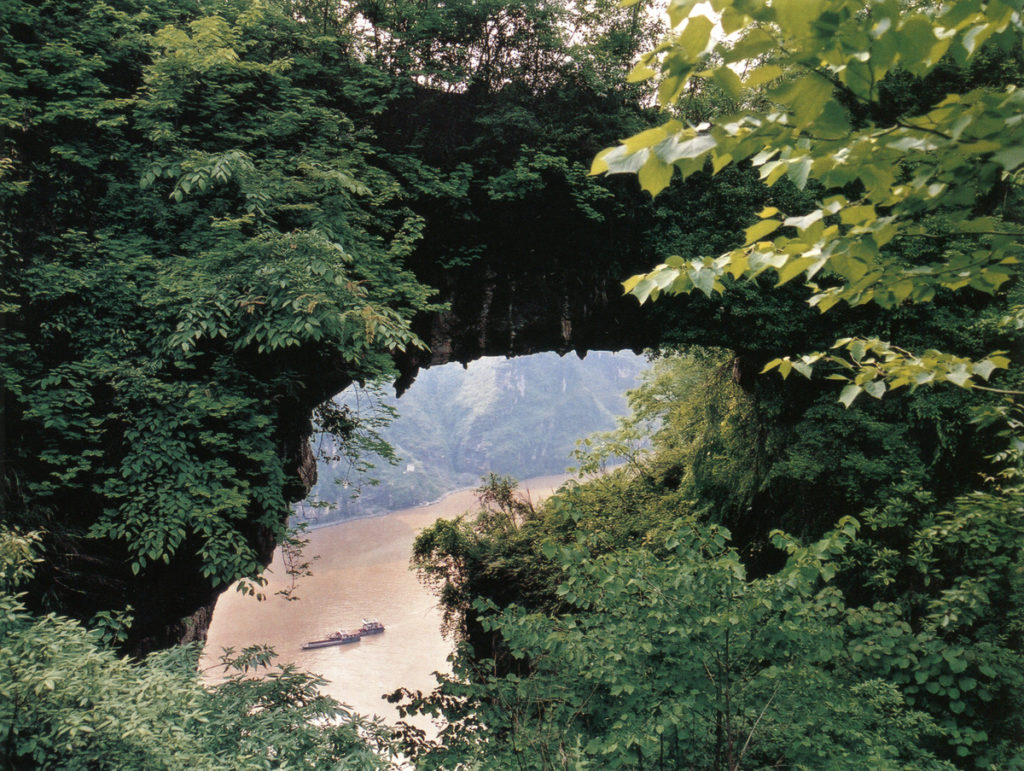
left=656, top=1, right=753, bottom=77
left=662, top=1, right=722, bottom=38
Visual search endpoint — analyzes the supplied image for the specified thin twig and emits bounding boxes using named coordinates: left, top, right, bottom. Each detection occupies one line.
left=737, top=682, right=781, bottom=763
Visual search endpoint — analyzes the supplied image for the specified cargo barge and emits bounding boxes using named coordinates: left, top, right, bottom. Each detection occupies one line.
left=301, top=630, right=362, bottom=650
left=302, top=619, right=385, bottom=650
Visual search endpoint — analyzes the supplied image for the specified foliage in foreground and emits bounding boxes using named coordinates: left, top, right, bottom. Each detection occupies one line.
left=400, top=486, right=1023, bottom=769
left=1, top=0, right=438, bottom=649
left=600, top=0, right=1024, bottom=399
left=397, top=356, right=1024, bottom=769
left=0, top=530, right=396, bottom=770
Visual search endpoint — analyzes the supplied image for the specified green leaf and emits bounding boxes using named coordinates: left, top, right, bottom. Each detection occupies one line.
left=839, top=384, right=862, bottom=407
left=638, top=155, right=674, bottom=195
left=792, top=360, right=813, bottom=378
left=991, top=145, right=1024, bottom=170
left=745, top=64, right=784, bottom=88
left=680, top=16, right=713, bottom=57
left=772, top=74, right=833, bottom=128
left=863, top=379, right=886, bottom=399
left=712, top=66, right=743, bottom=99
left=691, top=266, right=716, bottom=297
left=972, top=359, right=997, bottom=380
left=657, top=133, right=716, bottom=163
left=786, top=157, right=812, bottom=189
left=744, top=219, right=781, bottom=244
left=723, top=28, right=777, bottom=63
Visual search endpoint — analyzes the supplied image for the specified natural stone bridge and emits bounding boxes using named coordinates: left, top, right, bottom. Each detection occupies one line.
left=147, top=222, right=807, bottom=654
left=285, top=246, right=670, bottom=546
left=146, top=252, right=671, bottom=654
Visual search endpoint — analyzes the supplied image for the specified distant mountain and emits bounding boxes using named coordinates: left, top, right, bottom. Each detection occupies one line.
left=297, top=351, right=646, bottom=524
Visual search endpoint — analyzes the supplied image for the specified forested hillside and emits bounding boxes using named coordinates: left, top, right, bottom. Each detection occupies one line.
left=301, top=351, right=646, bottom=520
left=3, top=0, right=1024, bottom=768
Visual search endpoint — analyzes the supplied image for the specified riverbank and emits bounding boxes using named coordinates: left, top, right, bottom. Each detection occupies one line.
left=294, top=472, right=574, bottom=532
left=292, top=483, right=484, bottom=532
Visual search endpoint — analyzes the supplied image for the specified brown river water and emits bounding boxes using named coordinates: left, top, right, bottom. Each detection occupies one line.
left=201, top=473, right=572, bottom=732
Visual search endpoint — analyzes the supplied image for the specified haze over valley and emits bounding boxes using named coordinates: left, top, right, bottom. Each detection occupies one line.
left=299, top=351, right=646, bottom=523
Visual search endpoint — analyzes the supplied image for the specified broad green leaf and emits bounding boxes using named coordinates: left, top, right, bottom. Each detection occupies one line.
left=744, top=219, right=781, bottom=244
left=627, top=61, right=657, bottom=83
left=711, top=151, right=734, bottom=173
left=598, top=145, right=648, bottom=175
left=863, top=379, right=886, bottom=399
left=972, top=359, right=997, bottom=380
left=722, top=28, right=777, bottom=63
left=690, top=266, right=716, bottom=296
left=839, top=383, right=863, bottom=407
left=657, top=133, right=716, bottom=163
left=772, top=74, right=833, bottom=129
left=744, top=64, right=784, bottom=88
left=840, top=205, right=876, bottom=225
left=622, top=273, right=645, bottom=293
left=773, top=0, right=823, bottom=40
left=991, top=145, right=1024, bottom=170
left=792, top=360, right=813, bottom=378
left=896, top=16, right=939, bottom=71
left=725, top=252, right=749, bottom=279
left=666, top=0, right=703, bottom=27
left=776, top=256, right=814, bottom=285
left=624, top=125, right=671, bottom=154
left=720, top=6, right=749, bottom=34
left=638, top=155, right=674, bottom=195
left=785, top=209, right=823, bottom=232
left=631, top=276, right=658, bottom=303
left=680, top=16, right=713, bottom=57
left=712, top=66, right=743, bottom=99
left=590, top=148, right=612, bottom=175
left=946, top=366, right=971, bottom=387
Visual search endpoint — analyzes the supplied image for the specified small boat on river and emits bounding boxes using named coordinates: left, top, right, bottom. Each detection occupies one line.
left=301, top=630, right=362, bottom=650
left=358, top=618, right=385, bottom=635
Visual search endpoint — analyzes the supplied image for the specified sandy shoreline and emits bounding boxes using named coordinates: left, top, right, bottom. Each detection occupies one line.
left=293, top=484, right=478, bottom=532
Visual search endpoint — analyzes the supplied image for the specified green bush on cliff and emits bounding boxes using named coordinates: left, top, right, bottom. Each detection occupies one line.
left=1, top=0, right=437, bottom=648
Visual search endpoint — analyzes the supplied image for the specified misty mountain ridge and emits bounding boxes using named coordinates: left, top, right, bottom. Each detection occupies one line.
left=297, top=351, right=646, bottom=524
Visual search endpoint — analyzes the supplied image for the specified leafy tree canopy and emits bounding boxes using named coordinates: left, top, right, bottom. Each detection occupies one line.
left=0, top=0, right=664, bottom=650
left=596, top=0, right=1024, bottom=400
left=0, top=528, right=398, bottom=769
left=1, top=0, right=443, bottom=649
